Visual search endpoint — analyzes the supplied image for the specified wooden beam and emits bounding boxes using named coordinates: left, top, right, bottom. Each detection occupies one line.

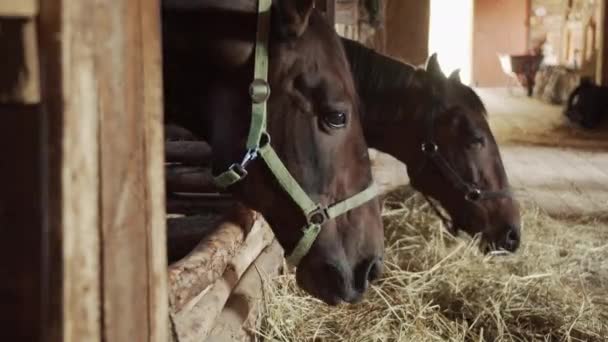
left=172, top=214, right=275, bottom=342
left=165, top=141, right=212, bottom=165
left=37, top=0, right=168, bottom=340
left=0, top=0, right=37, bottom=17
left=598, top=0, right=607, bottom=84
left=38, top=0, right=102, bottom=341
left=95, top=0, right=168, bottom=340
left=206, top=240, right=284, bottom=342
left=141, top=0, right=169, bottom=339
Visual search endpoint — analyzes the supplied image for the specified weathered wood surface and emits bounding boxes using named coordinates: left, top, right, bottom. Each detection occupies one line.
left=0, top=0, right=37, bottom=17
left=167, top=193, right=236, bottom=215
left=165, top=141, right=212, bottom=165
left=167, top=214, right=224, bottom=263
left=165, top=124, right=199, bottom=141
left=37, top=0, right=168, bottom=341
left=95, top=0, right=168, bottom=340
left=166, top=166, right=218, bottom=193
left=171, top=214, right=275, bottom=342
left=39, top=1, right=102, bottom=340
left=168, top=208, right=255, bottom=313
left=141, top=0, right=169, bottom=339
left=206, top=240, right=284, bottom=342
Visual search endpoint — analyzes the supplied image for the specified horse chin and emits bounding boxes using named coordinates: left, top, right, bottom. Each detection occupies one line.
left=295, top=267, right=344, bottom=306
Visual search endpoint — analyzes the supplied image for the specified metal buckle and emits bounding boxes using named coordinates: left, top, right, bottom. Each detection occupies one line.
left=465, top=188, right=482, bottom=202
left=228, top=163, right=248, bottom=178
left=421, top=142, right=438, bottom=154
left=307, top=206, right=329, bottom=226
left=240, top=149, right=259, bottom=169
left=227, top=148, right=261, bottom=180
left=249, top=79, right=271, bottom=104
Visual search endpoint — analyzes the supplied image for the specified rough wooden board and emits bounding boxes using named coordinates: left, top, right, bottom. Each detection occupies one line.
left=93, top=0, right=169, bottom=339
left=140, top=0, right=169, bottom=339
left=38, top=0, right=102, bottom=340
left=172, top=216, right=275, bottom=342
left=167, top=214, right=224, bottom=263
left=205, top=240, right=284, bottom=342
left=165, top=141, right=212, bottom=165
left=168, top=209, right=255, bottom=313
left=0, top=0, right=37, bottom=17
left=166, top=166, right=218, bottom=193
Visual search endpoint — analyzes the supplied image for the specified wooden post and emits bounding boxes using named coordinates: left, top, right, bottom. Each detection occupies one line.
left=598, top=0, right=608, bottom=84
left=36, top=0, right=168, bottom=341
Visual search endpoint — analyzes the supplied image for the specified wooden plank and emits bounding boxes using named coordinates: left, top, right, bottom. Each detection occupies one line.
left=140, top=0, right=169, bottom=340
left=599, top=0, right=608, bottom=84
left=0, top=0, right=37, bottom=17
left=172, top=216, right=275, bottom=342
left=37, top=0, right=167, bottom=340
left=38, top=0, right=102, bottom=341
left=94, top=0, right=167, bottom=340
left=205, top=240, right=284, bottom=342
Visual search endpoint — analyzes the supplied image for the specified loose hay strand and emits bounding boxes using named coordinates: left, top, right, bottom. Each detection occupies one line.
left=255, top=191, right=608, bottom=341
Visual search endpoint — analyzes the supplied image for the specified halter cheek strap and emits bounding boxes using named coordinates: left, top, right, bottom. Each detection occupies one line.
left=213, top=0, right=378, bottom=266
left=415, top=100, right=512, bottom=229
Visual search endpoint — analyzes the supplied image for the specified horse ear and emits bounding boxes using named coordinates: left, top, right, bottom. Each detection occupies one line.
left=276, top=0, right=314, bottom=39
left=425, top=53, right=445, bottom=78
left=449, top=69, right=461, bottom=83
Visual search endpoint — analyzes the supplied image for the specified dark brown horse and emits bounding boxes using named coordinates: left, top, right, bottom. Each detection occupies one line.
left=162, top=1, right=384, bottom=305
left=342, top=38, right=521, bottom=252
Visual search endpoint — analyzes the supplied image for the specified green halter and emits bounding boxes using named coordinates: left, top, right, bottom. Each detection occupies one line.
left=213, top=0, right=378, bottom=266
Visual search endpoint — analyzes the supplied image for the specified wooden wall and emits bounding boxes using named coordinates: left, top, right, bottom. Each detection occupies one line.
left=472, top=0, right=530, bottom=87
left=384, top=0, right=430, bottom=65
left=1, top=0, right=168, bottom=340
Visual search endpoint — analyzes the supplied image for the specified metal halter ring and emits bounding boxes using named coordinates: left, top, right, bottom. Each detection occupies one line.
left=249, top=79, right=271, bottom=104
left=421, top=142, right=438, bottom=154
left=465, top=188, right=482, bottom=202
left=307, top=206, right=329, bottom=226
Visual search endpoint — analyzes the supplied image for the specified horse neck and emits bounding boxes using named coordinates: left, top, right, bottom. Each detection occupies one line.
left=343, top=38, right=426, bottom=166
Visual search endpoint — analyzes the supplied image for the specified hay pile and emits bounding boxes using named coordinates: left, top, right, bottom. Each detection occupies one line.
left=254, top=189, right=608, bottom=341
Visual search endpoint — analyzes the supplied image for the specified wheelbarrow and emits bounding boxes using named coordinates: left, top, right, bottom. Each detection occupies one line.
left=498, top=54, right=544, bottom=97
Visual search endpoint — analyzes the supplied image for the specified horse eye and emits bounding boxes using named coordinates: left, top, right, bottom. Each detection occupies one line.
left=324, top=111, right=348, bottom=129
left=469, top=135, right=485, bottom=148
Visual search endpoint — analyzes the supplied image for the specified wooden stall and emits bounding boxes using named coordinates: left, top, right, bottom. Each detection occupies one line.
left=1, top=0, right=168, bottom=340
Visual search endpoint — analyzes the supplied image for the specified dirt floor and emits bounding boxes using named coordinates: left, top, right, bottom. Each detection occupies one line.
left=479, top=88, right=608, bottom=217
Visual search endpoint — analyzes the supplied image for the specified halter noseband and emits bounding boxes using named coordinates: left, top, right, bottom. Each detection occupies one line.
left=213, top=0, right=377, bottom=266
left=416, top=99, right=512, bottom=231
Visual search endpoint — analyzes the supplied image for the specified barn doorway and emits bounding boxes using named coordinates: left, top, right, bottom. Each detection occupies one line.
left=428, top=0, right=474, bottom=85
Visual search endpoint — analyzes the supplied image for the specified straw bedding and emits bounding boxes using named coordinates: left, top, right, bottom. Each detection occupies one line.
left=254, top=188, right=608, bottom=341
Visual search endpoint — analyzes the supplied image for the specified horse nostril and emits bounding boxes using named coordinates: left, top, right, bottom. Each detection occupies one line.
left=504, top=225, right=521, bottom=251
left=367, top=257, right=383, bottom=283
left=507, top=226, right=520, bottom=243
left=355, top=256, right=384, bottom=291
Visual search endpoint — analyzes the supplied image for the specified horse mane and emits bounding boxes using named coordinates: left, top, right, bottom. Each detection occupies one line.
left=342, top=37, right=488, bottom=123
left=342, top=38, right=417, bottom=99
